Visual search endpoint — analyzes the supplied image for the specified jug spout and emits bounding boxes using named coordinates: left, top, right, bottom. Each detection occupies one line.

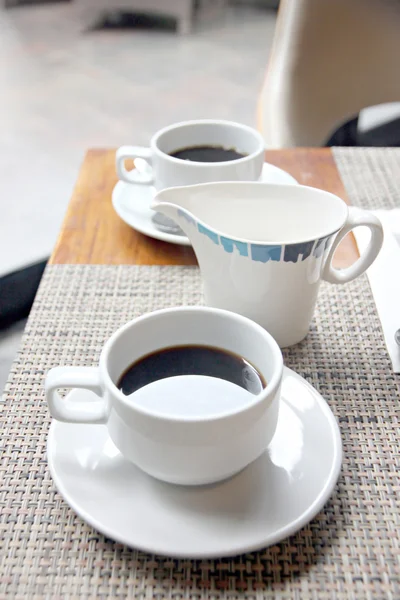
left=151, top=186, right=199, bottom=241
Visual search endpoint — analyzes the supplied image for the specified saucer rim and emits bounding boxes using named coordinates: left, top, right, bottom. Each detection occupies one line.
left=112, top=180, right=192, bottom=246
left=111, top=162, right=299, bottom=247
left=47, top=366, right=342, bottom=558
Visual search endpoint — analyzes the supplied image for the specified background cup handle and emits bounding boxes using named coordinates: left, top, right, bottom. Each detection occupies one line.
left=323, top=206, right=384, bottom=284
left=45, top=366, right=108, bottom=423
left=116, top=145, right=153, bottom=184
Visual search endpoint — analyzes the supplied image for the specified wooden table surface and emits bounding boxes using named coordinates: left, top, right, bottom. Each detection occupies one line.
left=50, top=148, right=358, bottom=268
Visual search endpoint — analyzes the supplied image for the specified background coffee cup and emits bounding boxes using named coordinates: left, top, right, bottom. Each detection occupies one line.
left=45, top=307, right=283, bottom=486
left=115, top=119, right=265, bottom=190
left=152, top=183, right=384, bottom=348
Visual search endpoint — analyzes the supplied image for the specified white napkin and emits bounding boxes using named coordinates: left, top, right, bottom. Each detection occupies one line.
left=353, top=209, right=400, bottom=373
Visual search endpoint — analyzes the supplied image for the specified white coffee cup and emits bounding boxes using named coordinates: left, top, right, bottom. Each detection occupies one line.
left=45, top=307, right=283, bottom=486
left=115, top=119, right=265, bottom=190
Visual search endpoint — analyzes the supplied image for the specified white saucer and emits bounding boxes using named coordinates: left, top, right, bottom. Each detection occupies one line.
left=47, top=367, right=342, bottom=558
left=111, top=163, right=299, bottom=246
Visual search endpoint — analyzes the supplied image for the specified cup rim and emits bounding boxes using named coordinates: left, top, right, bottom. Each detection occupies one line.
left=155, top=181, right=349, bottom=246
left=100, top=306, right=283, bottom=423
left=150, top=119, right=265, bottom=167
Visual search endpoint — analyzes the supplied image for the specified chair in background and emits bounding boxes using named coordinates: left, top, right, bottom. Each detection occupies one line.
left=258, top=0, right=400, bottom=148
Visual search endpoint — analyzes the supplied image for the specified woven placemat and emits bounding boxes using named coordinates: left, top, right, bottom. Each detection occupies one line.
left=333, top=147, right=400, bottom=210
left=0, top=148, right=399, bottom=599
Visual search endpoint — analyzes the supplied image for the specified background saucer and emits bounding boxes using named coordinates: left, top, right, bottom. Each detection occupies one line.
left=112, top=162, right=299, bottom=246
left=48, top=367, right=342, bottom=558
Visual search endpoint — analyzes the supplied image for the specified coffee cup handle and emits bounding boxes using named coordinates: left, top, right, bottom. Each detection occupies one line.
left=45, top=366, right=108, bottom=424
left=323, top=206, right=384, bottom=284
left=116, top=146, right=154, bottom=185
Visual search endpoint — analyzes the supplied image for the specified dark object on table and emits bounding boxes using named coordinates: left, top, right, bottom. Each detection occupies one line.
left=327, top=116, right=400, bottom=147
left=0, top=259, right=47, bottom=329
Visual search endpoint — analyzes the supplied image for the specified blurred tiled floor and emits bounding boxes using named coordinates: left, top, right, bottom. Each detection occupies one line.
left=0, top=2, right=276, bottom=391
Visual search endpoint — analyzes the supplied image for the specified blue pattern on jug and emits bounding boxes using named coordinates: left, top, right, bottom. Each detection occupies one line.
left=179, top=209, right=338, bottom=264
left=220, top=237, right=249, bottom=257
left=250, top=244, right=282, bottom=263
left=283, top=241, right=314, bottom=263
left=312, top=233, right=335, bottom=258
left=198, top=223, right=219, bottom=245
left=312, top=238, right=325, bottom=258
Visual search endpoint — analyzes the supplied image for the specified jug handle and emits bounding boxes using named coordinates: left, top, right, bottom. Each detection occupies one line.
left=322, top=207, right=383, bottom=284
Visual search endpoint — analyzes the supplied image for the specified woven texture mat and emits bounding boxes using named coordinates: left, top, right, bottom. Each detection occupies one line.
left=333, top=147, right=400, bottom=211
left=0, top=149, right=399, bottom=599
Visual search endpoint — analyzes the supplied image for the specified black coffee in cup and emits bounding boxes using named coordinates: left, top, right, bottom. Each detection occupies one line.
left=169, top=145, right=247, bottom=163
left=118, top=344, right=265, bottom=396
